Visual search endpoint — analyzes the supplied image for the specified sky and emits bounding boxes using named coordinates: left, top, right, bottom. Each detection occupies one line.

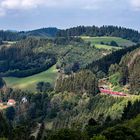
left=0, top=0, right=140, bottom=31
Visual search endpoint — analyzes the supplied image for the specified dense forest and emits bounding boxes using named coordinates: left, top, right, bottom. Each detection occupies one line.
left=0, top=25, right=140, bottom=140
left=0, top=38, right=56, bottom=77
left=25, top=28, right=58, bottom=37
left=57, top=26, right=140, bottom=43
left=0, top=30, right=25, bottom=41
left=1, top=26, right=140, bottom=43
left=0, top=37, right=109, bottom=77
left=108, top=47, right=140, bottom=94
left=1, top=88, right=140, bottom=140
left=55, top=70, right=99, bottom=95
left=0, top=28, right=58, bottom=41
left=86, top=45, right=140, bottom=77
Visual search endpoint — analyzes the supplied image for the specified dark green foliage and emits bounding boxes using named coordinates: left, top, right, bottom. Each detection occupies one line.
left=102, top=125, right=139, bottom=140
left=0, top=28, right=58, bottom=41
left=85, top=124, right=102, bottom=138
left=119, top=66, right=129, bottom=85
left=91, top=135, right=107, bottom=140
left=85, top=119, right=101, bottom=138
left=5, top=107, right=16, bottom=121
left=54, top=36, right=84, bottom=45
left=88, top=118, right=98, bottom=126
left=0, top=30, right=25, bottom=41
left=122, top=100, right=140, bottom=120
left=1, top=88, right=140, bottom=140
left=57, top=26, right=140, bottom=43
left=11, top=125, right=31, bottom=140
left=0, top=36, right=105, bottom=77
left=129, top=55, right=140, bottom=94
left=111, top=46, right=140, bottom=94
left=86, top=45, right=139, bottom=77
left=44, top=114, right=140, bottom=140
left=27, top=93, right=50, bottom=119
left=71, top=62, right=80, bottom=73
left=110, top=41, right=118, bottom=47
left=36, top=82, right=53, bottom=93
left=0, top=113, right=10, bottom=138
left=25, top=28, right=58, bottom=37
left=46, top=129, right=89, bottom=140
left=0, top=39, right=3, bottom=45
left=0, top=78, right=5, bottom=89
left=55, top=70, right=99, bottom=95
left=108, top=64, right=119, bottom=76
left=1, top=89, right=50, bottom=121
left=0, top=38, right=56, bottom=77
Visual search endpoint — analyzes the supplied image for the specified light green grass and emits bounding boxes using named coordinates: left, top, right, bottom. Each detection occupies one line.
left=3, top=65, right=58, bottom=92
left=2, top=41, right=17, bottom=44
left=81, top=36, right=135, bottom=48
left=95, top=44, right=121, bottom=50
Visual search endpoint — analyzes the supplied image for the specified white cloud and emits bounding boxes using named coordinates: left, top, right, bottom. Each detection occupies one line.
left=44, top=0, right=111, bottom=9
left=0, top=0, right=135, bottom=17
left=0, top=0, right=45, bottom=9
left=130, top=0, right=140, bottom=10
left=0, top=0, right=46, bottom=16
left=0, top=0, right=114, bottom=15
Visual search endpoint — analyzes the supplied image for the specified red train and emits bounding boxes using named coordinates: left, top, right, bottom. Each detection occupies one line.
left=100, top=88, right=127, bottom=96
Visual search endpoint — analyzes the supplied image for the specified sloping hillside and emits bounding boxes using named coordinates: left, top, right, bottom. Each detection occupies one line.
left=57, top=26, right=140, bottom=43
left=25, top=28, right=58, bottom=37
left=0, top=28, right=59, bottom=41
left=4, top=65, right=57, bottom=92
left=82, top=36, right=135, bottom=48
left=108, top=47, right=140, bottom=94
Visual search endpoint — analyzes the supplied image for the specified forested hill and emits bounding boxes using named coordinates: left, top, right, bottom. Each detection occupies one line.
left=102, top=46, right=140, bottom=95
left=86, top=45, right=140, bottom=76
left=0, top=28, right=59, bottom=41
left=0, top=30, right=25, bottom=41
left=57, top=26, right=140, bottom=43
left=24, top=27, right=58, bottom=37
left=1, top=26, right=140, bottom=42
left=118, top=47, right=140, bottom=94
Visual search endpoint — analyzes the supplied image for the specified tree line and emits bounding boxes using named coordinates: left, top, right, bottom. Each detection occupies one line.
left=55, top=70, right=99, bottom=95
left=109, top=47, right=140, bottom=94
left=86, top=44, right=140, bottom=78
left=0, top=37, right=56, bottom=77
left=0, top=28, right=58, bottom=41
left=57, top=25, right=140, bottom=43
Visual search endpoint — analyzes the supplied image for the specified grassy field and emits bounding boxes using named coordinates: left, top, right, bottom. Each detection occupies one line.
left=3, top=65, right=58, bottom=92
left=81, top=36, right=135, bottom=49
left=95, top=44, right=121, bottom=50
left=0, top=41, right=17, bottom=49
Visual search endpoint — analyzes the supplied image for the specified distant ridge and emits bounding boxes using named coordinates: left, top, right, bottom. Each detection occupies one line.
left=0, top=27, right=59, bottom=41
left=24, top=27, right=58, bottom=37
left=0, top=26, right=140, bottom=42
left=57, top=25, right=140, bottom=43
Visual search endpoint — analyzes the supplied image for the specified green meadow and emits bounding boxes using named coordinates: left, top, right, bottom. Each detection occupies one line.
left=81, top=36, right=135, bottom=49
left=3, top=65, right=58, bottom=92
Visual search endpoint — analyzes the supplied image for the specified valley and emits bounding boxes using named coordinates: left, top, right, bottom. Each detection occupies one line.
left=0, top=26, right=140, bottom=140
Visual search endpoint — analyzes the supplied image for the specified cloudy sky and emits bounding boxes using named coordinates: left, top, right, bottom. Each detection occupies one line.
left=0, top=0, right=140, bottom=31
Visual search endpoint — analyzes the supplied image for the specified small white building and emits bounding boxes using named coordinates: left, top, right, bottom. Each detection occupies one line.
left=21, top=97, right=28, bottom=103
